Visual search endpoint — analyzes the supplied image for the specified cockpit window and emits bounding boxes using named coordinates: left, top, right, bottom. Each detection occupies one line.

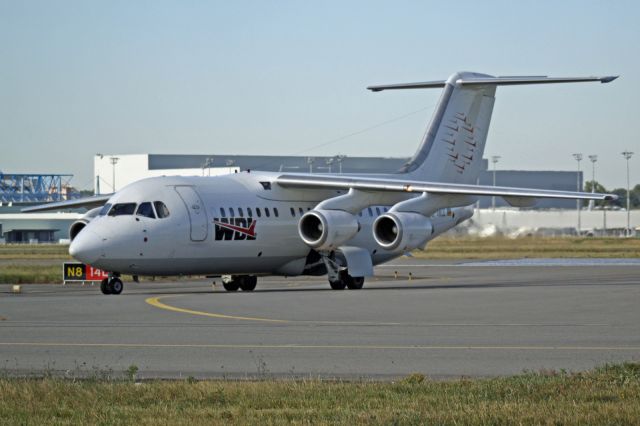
left=108, top=203, right=137, bottom=216
left=98, top=203, right=112, bottom=216
left=154, top=201, right=170, bottom=218
left=136, top=202, right=156, bottom=219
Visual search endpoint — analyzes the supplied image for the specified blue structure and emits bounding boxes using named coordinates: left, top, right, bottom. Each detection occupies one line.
left=0, top=173, right=77, bottom=203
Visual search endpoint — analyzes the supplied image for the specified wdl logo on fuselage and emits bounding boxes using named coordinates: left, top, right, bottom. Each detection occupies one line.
left=213, top=218, right=257, bottom=241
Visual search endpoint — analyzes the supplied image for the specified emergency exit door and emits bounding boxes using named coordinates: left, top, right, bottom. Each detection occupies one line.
left=175, top=186, right=208, bottom=241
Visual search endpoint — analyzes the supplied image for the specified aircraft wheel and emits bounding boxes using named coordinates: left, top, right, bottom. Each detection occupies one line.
left=329, top=279, right=346, bottom=290
left=240, top=276, right=257, bottom=292
left=346, top=275, right=364, bottom=290
left=109, top=277, right=124, bottom=295
left=223, top=281, right=240, bottom=292
left=100, top=278, right=112, bottom=295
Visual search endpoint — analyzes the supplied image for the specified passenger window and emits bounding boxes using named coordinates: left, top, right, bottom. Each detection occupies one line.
left=99, top=203, right=112, bottom=216
left=265, top=208, right=271, bottom=218
left=220, top=207, right=226, bottom=217
left=136, top=202, right=156, bottom=219
left=274, top=208, right=279, bottom=217
left=108, top=203, right=137, bottom=216
left=298, top=207, right=304, bottom=215
left=239, top=207, right=244, bottom=217
left=230, top=207, right=235, bottom=216
left=290, top=207, right=295, bottom=217
left=256, top=208, right=262, bottom=217
left=154, top=201, right=170, bottom=218
left=247, top=207, right=253, bottom=218
left=376, top=207, right=381, bottom=215
left=368, top=207, right=373, bottom=217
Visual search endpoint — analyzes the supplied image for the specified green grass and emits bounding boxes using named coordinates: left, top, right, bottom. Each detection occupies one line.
left=0, top=363, right=638, bottom=424
left=0, top=264, right=61, bottom=284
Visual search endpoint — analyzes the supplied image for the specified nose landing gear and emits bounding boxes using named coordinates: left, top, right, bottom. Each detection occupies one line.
left=100, top=276, right=124, bottom=295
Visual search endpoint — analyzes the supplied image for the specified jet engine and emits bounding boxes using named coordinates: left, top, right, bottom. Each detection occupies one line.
left=298, top=209, right=359, bottom=251
left=373, top=212, right=433, bottom=252
left=69, top=207, right=102, bottom=242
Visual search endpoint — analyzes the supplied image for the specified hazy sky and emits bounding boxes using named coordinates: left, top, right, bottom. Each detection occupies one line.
left=1, top=0, right=638, bottom=190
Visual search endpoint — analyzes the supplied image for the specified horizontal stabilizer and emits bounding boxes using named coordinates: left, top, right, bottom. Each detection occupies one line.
left=367, top=75, right=618, bottom=91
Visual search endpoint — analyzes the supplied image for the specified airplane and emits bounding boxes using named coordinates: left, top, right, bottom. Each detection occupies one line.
left=25, top=71, right=619, bottom=295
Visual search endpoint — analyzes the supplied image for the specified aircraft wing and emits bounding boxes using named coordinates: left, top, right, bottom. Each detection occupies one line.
left=21, top=194, right=112, bottom=213
left=275, top=174, right=617, bottom=201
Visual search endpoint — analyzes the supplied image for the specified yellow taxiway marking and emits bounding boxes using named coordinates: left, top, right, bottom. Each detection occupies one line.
left=145, top=296, right=288, bottom=323
left=145, top=296, right=611, bottom=327
left=0, top=342, right=639, bottom=351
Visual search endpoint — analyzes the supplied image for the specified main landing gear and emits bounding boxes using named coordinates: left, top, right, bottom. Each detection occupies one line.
left=329, top=270, right=365, bottom=290
left=321, top=253, right=365, bottom=290
left=100, top=276, right=124, bottom=295
left=221, top=275, right=257, bottom=292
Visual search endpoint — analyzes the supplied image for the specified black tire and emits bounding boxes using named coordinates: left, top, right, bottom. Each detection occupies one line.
left=329, top=280, right=346, bottom=290
left=100, top=278, right=111, bottom=295
left=346, top=276, right=364, bottom=290
left=109, top=278, right=124, bottom=295
left=240, top=276, right=257, bottom=292
left=223, top=281, right=240, bottom=292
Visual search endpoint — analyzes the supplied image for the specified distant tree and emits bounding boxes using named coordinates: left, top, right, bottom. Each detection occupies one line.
left=610, top=188, right=628, bottom=209
left=79, top=189, right=95, bottom=197
left=583, top=181, right=610, bottom=207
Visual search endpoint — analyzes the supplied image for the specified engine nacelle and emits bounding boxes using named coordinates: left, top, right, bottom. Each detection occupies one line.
left=373, top=212, right=433, bottom=252
left=69, top=207, right=102, bottom=242
left=298, top=209, right=359, bottom=251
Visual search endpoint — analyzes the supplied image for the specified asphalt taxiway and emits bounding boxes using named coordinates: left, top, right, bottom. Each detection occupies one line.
left=1, top=259, right=638, bottom=379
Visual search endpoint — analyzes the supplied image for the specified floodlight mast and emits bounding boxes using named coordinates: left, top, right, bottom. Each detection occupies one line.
left=573, top=153, right=583, bottom=233
left=622, top=151, right=634, bottom=237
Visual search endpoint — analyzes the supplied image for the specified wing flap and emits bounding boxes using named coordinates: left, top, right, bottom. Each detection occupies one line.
left=275, top=174, right=617, bottom=201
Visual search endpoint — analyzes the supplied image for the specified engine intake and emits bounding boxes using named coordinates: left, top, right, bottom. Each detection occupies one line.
left=298, top=209, right=359, bottom=251
left=69, top=206, right=103, bottom=242
left=373, top=212, right=433, bottom=251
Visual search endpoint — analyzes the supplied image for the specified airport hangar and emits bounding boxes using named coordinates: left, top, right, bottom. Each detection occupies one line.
left=1, top=153, right=584, bottom=243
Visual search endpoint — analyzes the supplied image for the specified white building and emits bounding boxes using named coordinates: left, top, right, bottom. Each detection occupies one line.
left=94, top=154, right=239, bottom=194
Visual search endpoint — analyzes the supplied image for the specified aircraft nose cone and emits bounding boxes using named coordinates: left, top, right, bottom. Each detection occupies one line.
left=69, top=229, right=104, bottom=264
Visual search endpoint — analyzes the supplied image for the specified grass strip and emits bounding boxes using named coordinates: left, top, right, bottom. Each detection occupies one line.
left=0, top=363, right=638, bottom=425
left=416, top=236, right=640, bottom=259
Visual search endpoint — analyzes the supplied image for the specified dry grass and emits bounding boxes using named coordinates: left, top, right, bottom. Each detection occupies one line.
left=0, top=363, right=638, bottom=424
left=416, top=236, right=640, bottom=259
left=0, top=244, right=71, bottom=260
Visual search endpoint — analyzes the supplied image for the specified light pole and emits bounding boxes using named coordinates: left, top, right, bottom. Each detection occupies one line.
left=491, top=155, right=500, bottom=211
left=325, top=157, right=334, bottom=174
left=307, top=157, right=315, bottom=174
left=588, top=155, right=598, bottom=211
left=202, top=157, right=214, bottom=176
left=573, top=153, right=583, bottom=234
left=109, top=156, right=119, bottom=192
left=622, top=151, right=634, bottom=237
left=336, top=155, right=346, bottom=174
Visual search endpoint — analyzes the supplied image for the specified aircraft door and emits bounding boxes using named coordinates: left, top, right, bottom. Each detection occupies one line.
left=174, top=186, right=208, bottom=241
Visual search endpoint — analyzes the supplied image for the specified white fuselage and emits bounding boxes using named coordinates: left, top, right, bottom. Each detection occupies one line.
left=69, top=171, right=467, bottom=277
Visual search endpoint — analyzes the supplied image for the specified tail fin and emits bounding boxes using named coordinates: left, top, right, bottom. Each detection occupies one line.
left=368, top=72, right=617, bottom=184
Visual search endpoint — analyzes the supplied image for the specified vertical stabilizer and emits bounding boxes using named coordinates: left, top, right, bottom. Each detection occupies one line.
left=367, top=72, right=617, bottom=184
left=398, top=71, right=496, bottom=184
